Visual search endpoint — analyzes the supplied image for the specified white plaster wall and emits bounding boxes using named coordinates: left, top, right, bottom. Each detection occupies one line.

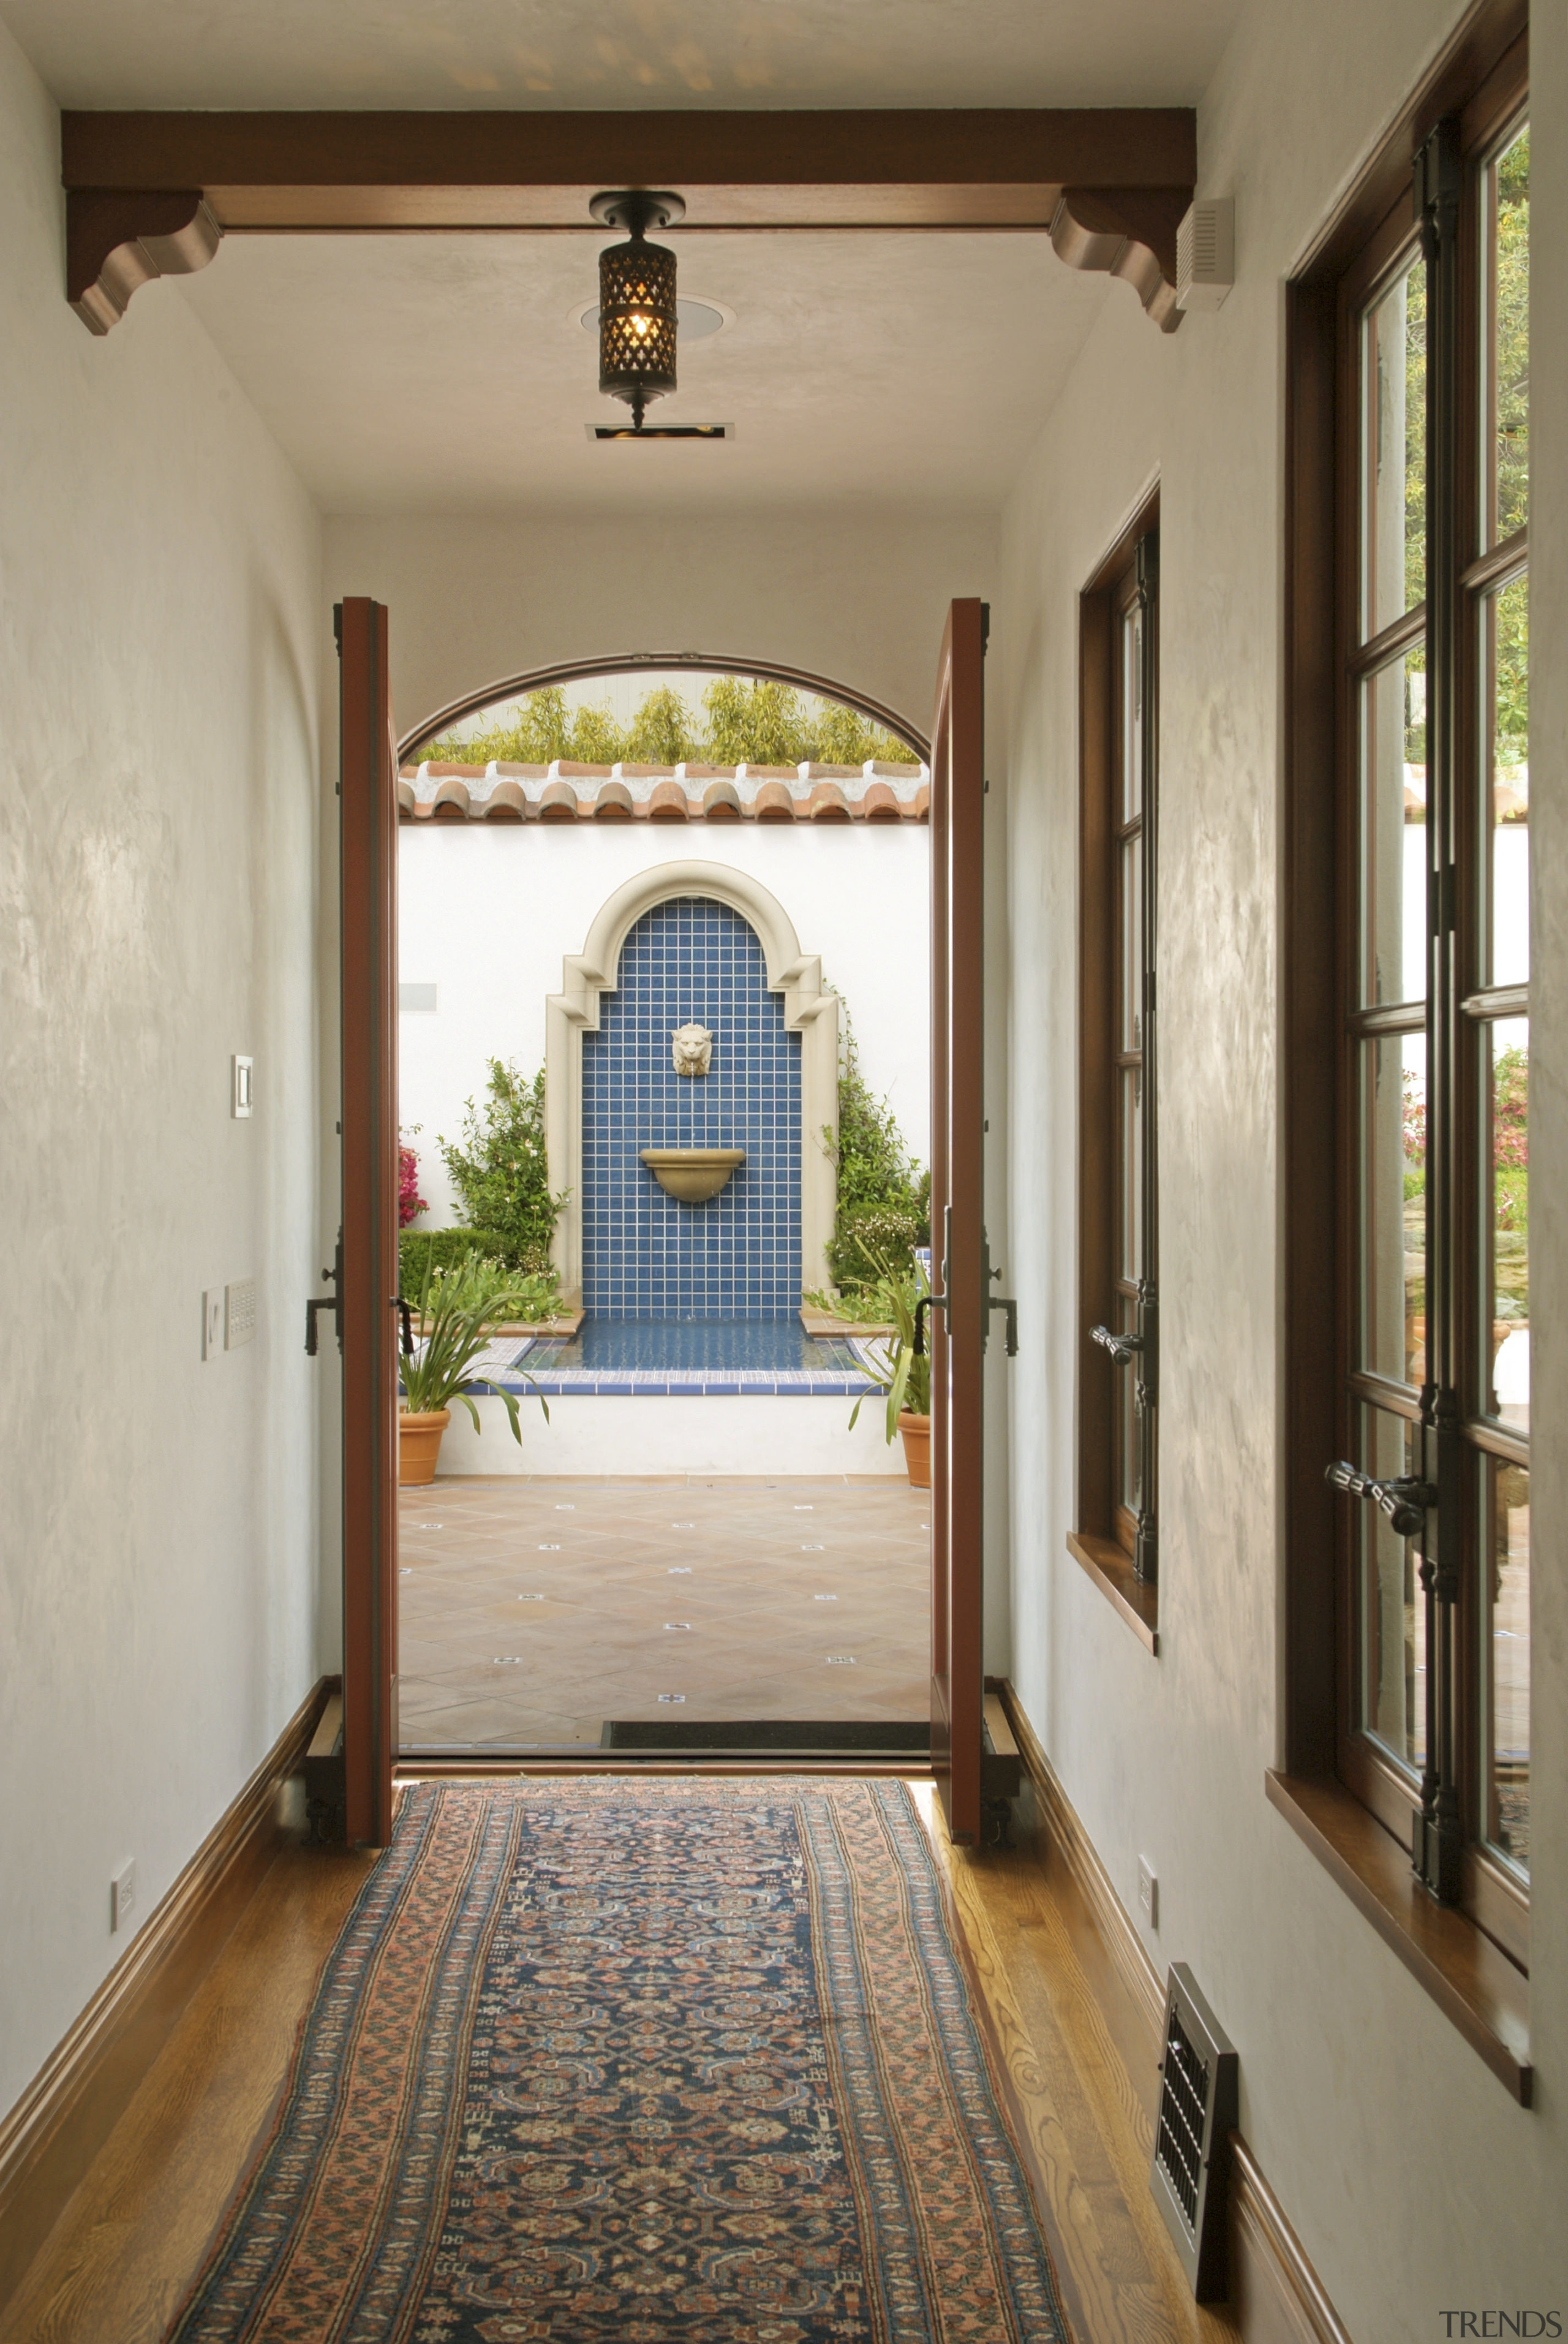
left=323, top=509, right=995, bottom=763
left=398, top=824, right=930, bottom=1232
left=0, top=26, right=325, bottom=2119
left=996, top=0, right=1567, bottom=2333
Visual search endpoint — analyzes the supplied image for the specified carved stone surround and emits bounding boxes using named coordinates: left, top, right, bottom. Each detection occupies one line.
left=545, top=862, right=839, bottom=1302
left=61, top=111, right=1194, bottom=337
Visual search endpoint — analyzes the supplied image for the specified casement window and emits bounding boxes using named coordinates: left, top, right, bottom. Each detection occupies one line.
left=1283, top=11, right=1530, bottom=2093
left=1072, top=507, right=1159, bottom=1646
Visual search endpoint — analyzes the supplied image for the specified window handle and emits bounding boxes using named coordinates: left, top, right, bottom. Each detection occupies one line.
left=1091, top=1323, right=1142, bottom=1367
left=1325, top=1459, right=1438, bottom=1540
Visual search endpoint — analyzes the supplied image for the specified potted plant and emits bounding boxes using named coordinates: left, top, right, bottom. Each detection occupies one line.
left=846, top=1246, right=932, bottom=1487
left=398, top=1252, right=549, bottom=1486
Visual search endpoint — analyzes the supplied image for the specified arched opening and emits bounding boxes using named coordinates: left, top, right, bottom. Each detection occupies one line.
left=394, top=648, right=934, bottom=1760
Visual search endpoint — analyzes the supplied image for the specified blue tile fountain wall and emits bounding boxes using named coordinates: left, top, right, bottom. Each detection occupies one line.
left=581, top=896, right=801, bottom=1318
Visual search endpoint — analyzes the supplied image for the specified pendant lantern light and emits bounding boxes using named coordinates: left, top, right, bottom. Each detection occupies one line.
left=590, top=189, right=685, bottom=431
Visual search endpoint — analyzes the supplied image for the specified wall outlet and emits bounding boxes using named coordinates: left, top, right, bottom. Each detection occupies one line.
left=202, top=1290, right=224, bottom=1359
left=225, top=1277, right=257, bottom=1349
left=110, top=1859, right=136, bottom=1935
left=1138, top=1857, right=1159, bottom=1932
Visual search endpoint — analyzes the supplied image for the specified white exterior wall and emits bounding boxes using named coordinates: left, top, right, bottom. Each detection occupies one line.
left=398, top=823, right=930, bottom=1234
left=0, top=26, right=325, bottom=2119
left=995, top=0, right=1567, bottom=2337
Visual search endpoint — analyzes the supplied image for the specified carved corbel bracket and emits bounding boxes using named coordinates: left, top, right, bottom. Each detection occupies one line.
left=1050, top=187, right=1188, bottom=332
left=66, top=189, right=222, bottom=335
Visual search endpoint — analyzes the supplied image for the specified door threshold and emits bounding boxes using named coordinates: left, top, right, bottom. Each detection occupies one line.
left=397, top=1748, right=935, bottom=1779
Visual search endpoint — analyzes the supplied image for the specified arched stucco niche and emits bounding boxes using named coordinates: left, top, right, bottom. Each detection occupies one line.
left=546, top=862, right=839, bottom=1302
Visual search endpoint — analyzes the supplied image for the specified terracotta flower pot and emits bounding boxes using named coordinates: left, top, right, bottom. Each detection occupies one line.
left=398, top=1407, right=450, bottom=1487
left=897, top=1410, right=932, bottom=1489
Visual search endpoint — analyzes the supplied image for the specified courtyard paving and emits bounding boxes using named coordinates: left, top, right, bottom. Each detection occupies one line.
left=397, top=1474, right=932, bottom=1749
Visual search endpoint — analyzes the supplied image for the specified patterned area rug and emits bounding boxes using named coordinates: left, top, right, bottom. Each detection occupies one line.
left=168, top=1779, right=1072, bottom=2343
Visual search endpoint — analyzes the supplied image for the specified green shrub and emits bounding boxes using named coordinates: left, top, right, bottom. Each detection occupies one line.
left=438, top=1059, right=564, bottom=1272
left=398, top=1227, right=511, bottom=1299
left=822, top=1011, right=929, bottom=1296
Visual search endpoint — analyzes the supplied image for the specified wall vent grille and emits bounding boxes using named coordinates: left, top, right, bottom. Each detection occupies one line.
left=1149, top=1962, right=1237, bottom=2300
left=1175, top=198, right=1234, bottom=311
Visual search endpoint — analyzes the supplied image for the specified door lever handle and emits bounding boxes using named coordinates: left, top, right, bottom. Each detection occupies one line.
left=396, top=1298, right=414, bottom=1356
left=305, top=1232, right=344, bottom=1358
left=1325, top=1459, right=1438, bottom=1540
left=987, top=1295, right=1019, bottom=1356
left=1090, top=1323, right=1142, bottom=1366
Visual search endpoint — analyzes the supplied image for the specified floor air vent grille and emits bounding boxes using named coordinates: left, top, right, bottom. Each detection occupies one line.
left=1150, top=1962, right=1237, bottom=2300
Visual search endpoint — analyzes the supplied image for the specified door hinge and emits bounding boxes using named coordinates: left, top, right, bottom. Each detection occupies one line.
left=333, top=603, right=343, bottom=655
left=980, top=602, right=991, bottom=655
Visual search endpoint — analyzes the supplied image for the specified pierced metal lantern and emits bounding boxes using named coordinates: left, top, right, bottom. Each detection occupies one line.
left=591, top=189, right=685, bottom=431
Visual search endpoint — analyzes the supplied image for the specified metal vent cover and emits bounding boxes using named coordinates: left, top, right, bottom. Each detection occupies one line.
left=1149, top=1962, right=1238, bottom=2300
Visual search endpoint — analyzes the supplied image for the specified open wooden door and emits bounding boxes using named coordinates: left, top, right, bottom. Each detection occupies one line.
left=337, top=597, right=399, bottom=1848
left=929, top=599, right=988, bottom=1843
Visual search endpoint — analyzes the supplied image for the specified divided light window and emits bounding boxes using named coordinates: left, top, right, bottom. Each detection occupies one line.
left=1335, top=80, right=1528, bottom=1956
left=1074, top=512, right=1159, bottom=1633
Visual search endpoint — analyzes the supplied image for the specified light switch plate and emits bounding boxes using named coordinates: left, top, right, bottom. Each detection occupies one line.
left=111, top=1859, right=136, bottom=1934
left=232, top=1054, right=254, bottom=1118
left=202, top=1290, right=224, bottom=1359
left=1138, top=1856, right=1159, bottom=1932
left=225, top=1277, right=257, bottom=1349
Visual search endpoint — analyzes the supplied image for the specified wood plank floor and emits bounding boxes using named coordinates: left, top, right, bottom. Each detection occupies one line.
left=0, top=1773, right=1237, bottom=2344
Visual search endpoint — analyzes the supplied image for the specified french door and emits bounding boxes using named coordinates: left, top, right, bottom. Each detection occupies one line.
left=337, top=597, right=400, bottom=1848
left=930, top=599, right=989, bottom=1844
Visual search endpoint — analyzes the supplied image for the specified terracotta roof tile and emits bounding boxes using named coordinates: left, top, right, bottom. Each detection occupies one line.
left=592, top=779, right=635, bottom=822
left=395, top=756, right=929, bottom=823
left=701, top=779, right=743, bottom=822
left=647, top=780, right=690, bottom=822
left=537, top=778, right=578, bottom=823
left=483, top=777, right=529, bottom=822
left=752, top=780, right=798, bottom=823
left=807, top=780, right=853, bottom=823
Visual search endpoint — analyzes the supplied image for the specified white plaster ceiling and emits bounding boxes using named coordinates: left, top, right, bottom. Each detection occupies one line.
left=171, top=229, right=1117, bottom=516
left=4, top=0, right=1241, bottom=110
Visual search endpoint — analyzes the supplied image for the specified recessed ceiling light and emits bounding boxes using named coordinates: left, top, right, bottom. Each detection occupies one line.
left=571, top=297, right=731, bottom=341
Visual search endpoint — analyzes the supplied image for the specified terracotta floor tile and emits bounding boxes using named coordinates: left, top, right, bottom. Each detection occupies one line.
left=397, top=1476, right=929, bottom=1745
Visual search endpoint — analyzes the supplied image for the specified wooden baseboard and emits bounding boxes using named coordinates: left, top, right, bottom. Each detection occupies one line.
left=1230, top=2139, right=1354, bottom=2344
left=0, top=1674, right=337, bottom=2318
left=992, top=1676, right=1166, bottom=2049
left=992, top=1678, right=1352, bottom=2344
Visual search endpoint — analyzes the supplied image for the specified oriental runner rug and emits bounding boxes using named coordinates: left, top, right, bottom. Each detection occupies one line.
left=167, top=1779, right=1073, bottom=2344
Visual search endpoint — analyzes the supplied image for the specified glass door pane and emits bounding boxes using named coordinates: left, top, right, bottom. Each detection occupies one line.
left=1359, top=644, right=1428, bottom=1007
left=1484, top=1018, right=1529, bottom=1424
left=1484, top=125, right=1529, bottom=548
left=1482, top=572, right=1529, bottom=988
left=1362, top=255, right=1427, bottom=641
left=1485, top=1455, right=1530, bottom=1875
left=1358, top=1032, right=1427, bottom=1386
left=1359, top=1404, right=1427, bottom=1773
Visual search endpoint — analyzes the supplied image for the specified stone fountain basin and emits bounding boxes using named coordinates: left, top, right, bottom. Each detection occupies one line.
left=639, top=1147, right=746, bottom=1203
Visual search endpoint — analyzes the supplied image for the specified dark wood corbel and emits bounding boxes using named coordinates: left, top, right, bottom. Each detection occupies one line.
left=66, top=189, right=222, bottom=335
left=1050, top=188, right=1189, bottom=331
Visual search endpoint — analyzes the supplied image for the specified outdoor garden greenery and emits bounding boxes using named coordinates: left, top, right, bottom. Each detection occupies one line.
left=412, top=676, right=913, bottom=770
left=438, top=1059, right=564, bottom=1275
left=398, top=1229, right=561, bottom=1321
left=846, top=1246, right=933, bottom=1443
left=816, top=1013, right=930, bottom=1301
left=398, top=1250, right=548, bottom=1439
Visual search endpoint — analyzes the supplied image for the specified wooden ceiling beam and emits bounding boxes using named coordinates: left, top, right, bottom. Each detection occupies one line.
left=60, top=107, right=1195, bottom=334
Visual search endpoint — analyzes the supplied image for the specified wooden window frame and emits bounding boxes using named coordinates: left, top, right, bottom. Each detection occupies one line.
left=1277, top=0, right=1531, bottom=2102
left=1070, top=492, right=1161, bottom=1652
